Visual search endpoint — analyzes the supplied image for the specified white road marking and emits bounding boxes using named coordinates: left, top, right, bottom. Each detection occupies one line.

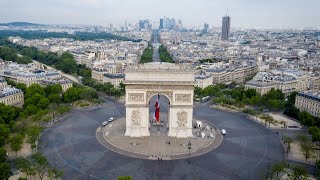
left=105, top=132, right=109, bottom=136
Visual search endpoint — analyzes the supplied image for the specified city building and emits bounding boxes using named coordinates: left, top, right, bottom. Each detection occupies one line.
left=206, top=64, right=258, bottom=85
left=0, top=77, right=24, bottom=107
left=203, top=23, right=209, bottom=33
left=295, top=91, right=320, bottom=117
left=103, top=73, right=124, bottom=88
left=195, top=75, right=213, bottom=89
left=221, top=15, right=231, bottom=41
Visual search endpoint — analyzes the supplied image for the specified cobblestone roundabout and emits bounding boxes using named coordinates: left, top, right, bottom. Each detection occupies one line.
left=96, top=115, right=223, bottom=160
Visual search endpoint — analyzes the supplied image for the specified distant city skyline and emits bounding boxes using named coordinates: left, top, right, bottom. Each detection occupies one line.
left=1, top=0, right=320, bottom=28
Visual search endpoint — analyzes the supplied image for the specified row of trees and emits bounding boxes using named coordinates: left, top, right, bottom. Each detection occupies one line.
left=82, top=78, right=125, bottom=97
left=0, top=30, right=134, bottom=41
left=267, top=162, right=309, bottom=180
left=0, top=39, right=79, bottom=74
left=0, top=46, right=33, bottom=64
left=16, top=152, right=63, bottom=180
left=140, top=43, right=153, bottom=63
left=195, top=84, right=287, bottom=111
left=159, top=45, right=174, bottom=63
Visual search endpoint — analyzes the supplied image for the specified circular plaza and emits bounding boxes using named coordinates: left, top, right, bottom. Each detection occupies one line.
left=96, top=114, right=223, bottom=160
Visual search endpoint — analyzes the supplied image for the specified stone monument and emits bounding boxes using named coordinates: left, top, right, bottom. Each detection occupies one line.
left=124, top=62, right=195, bottom=138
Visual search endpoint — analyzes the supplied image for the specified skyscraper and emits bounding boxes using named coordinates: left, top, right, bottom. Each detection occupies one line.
left=203, top=23, right=209, bottom=33
left=221, top=15, right=231, bottom=41
left=160, top=18, right=164, bottom=29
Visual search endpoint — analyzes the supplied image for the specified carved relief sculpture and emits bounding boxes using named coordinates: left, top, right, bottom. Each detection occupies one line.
left=128, top=93, right=144, bottom=102
left=175, top=94, right=191, bottom=103
left=177, top=111, right=188, bottom=129
left=146, top=91, right=173, bottom=103
left=131, top=110, right=141, bottom=126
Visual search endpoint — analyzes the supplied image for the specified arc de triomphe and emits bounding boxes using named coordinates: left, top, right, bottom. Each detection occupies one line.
left=124, top=63, right=195, bottom=138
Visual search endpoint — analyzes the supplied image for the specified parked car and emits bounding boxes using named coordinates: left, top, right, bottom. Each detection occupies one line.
left=221, top=129, right=226, bottom=135
left=102, top=121, right=108, bottom=126
left=108, top=117, right=114, bottom=122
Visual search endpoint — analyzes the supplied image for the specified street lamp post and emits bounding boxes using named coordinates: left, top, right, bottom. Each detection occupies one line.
left=188, top=141, right=191, bottom=164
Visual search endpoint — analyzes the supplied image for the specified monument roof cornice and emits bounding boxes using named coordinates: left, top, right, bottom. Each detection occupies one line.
left=124, top=81, right=195, bottom=86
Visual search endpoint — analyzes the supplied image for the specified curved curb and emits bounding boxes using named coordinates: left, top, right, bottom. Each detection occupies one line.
left=96, top=117, right=223, bottom=160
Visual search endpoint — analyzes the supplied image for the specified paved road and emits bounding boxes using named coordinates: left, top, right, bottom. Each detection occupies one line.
left=152, top=30, right=161, bottom=62
left=38, top=98, right=284, bottom=180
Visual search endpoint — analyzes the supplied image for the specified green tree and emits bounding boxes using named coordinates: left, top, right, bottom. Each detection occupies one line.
left=48, top=167, right=64, bottom=180
left=27, top=125, right=43, bottom=150
left=0, top=103, right=21, bottom=123
left=270, top=162, right=285, bottom=179
left=63, top=87, right=80, bottom=103
left=245, top=89, right=257, bottom=99
left=25, top=84, right=45, bottom=98
left=309, top=126, right=320, bottom=136
left=287, top=165, right=308, bottom=180
left=51, top=84, right=63, bottom=94
left=37, top=98, right=50, bottom=109
left=16, top=83, right=27, bottom=93
left=0, top=124, right=10, bottom=147
left=299, top=111, right=316, bottom=126
left=16, top=157, right=35, bottom=179
left=300, top=141, right=315, bottom=162
left=79, top=87, right=98, bottom=102
left=283, top=136, right=293, bottom=155
left=0, top=163, right=11, bottom=180
left=32, top=152, right=49, bottom=180
left=0, top=148, right=7, bottom=163
left=10, top=134, right=24, bottom=156
left=24, top=105, right=39, bottom=116
left=16, top=56, right=33, bottom=64
left=59, top=58, right=77, bottom=74
left=286, top=92, right=298, bottom=108
left=48, top=94, right=61, bottom=104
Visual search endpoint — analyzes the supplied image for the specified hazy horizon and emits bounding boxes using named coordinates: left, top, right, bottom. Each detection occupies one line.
left=1, top=0, right=320, bottom=28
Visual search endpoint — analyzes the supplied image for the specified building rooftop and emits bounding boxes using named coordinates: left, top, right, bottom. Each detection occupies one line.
left=0, top=87, right=22, bottom=98
left=246, top=80, right=277, bottom=88
left=298, top=91, right=320, bottom=102
left=104, top=73, right=125, bottom=79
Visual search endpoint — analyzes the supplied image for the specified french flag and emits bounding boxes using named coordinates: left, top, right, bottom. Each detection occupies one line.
left=153, top=95, right=160, bottom=123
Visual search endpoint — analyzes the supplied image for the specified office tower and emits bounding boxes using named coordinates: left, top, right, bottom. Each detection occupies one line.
left=177, top=19, right=182, bottom=28
left=169, top=18, right=176, bottom=30
left=203, top=23, right=209, bottom=33
left=160, top=18, right=164, bottom=29
left=221, top=15, right=231, bottom=41
left=139, top=19, right=151, bottom=31
left=159, top=17, right=176, bottom=30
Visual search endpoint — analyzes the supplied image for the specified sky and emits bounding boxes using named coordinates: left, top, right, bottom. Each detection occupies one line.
left=0, top=0, right=319, bottom=28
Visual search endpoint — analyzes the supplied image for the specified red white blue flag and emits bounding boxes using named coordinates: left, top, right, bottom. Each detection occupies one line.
left=153, top=95, right=160, bottom=123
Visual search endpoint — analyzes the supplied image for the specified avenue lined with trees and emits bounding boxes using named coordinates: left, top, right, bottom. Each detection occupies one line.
left=140, top=43, right=153, bottom=63
left=159, top=45, right=174, bottom=63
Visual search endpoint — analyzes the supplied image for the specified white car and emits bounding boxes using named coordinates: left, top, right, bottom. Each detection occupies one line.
left=221, top=129, right=226, bottom=135
left=108, top=117, right=114, bottom=122
left=102, top=121, right=108, bottom=126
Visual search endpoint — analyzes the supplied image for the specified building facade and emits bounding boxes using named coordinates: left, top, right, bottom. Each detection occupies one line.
left=295, top=91, right=320, bottom=118
left=0, top=78, right=24, bottom=107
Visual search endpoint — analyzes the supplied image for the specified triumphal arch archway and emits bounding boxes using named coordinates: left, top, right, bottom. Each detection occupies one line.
left=124, top=62, right=195, bottom=138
